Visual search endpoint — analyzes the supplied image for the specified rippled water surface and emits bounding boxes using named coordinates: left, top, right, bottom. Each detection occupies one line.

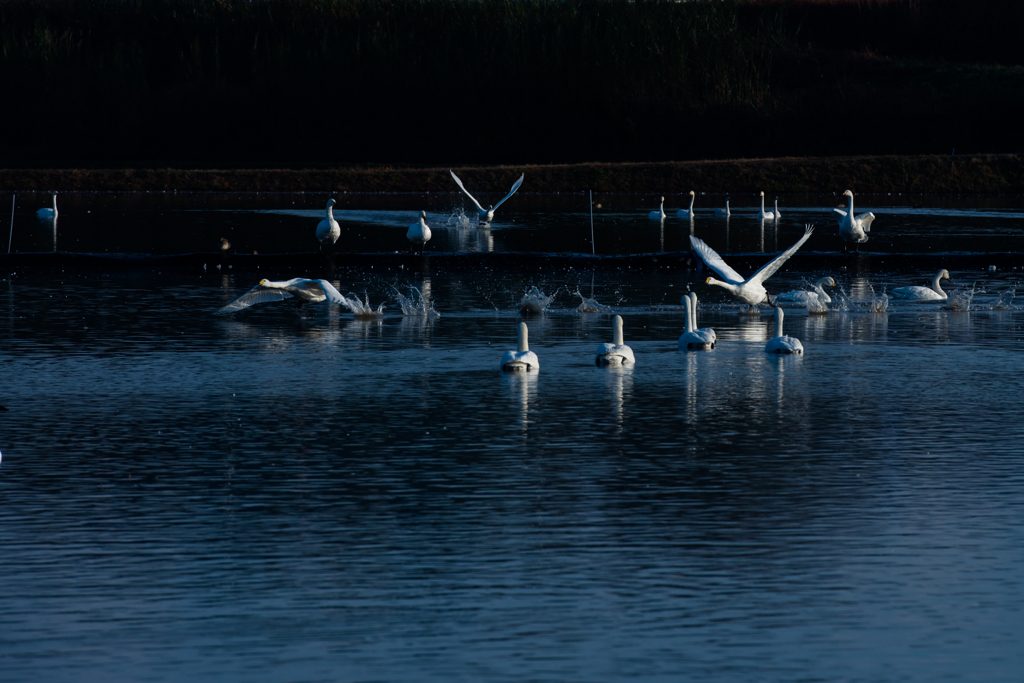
left=3, top=258, right=1024, bottom=681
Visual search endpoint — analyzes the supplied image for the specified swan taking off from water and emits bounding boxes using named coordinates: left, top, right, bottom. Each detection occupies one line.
left=649, top=196, right=666, bottom=220
left=450, top=170, right=524, bottom=222
left=216, top=278, right=346, bottom=314
left=596, top=315, right=635, bottom=365
left=691, top=224, right=815, bottom=306
left=676, top=191, right=695, bottom=219
left=892, top=269, right=952, bottom=301
left=757, top=192, right=775, bottom=221
left=679, top=294, right=715, bottom=350
left=715, top=198, right=731, bottom=217
left=407, top=211, right=431, bottom=254
left=316, top=198, right=341, bottom=251
left=37, top=192, right=57, bottom=218
left=775, top=277, right=836, bottom=307
left=834, top=190, right=875, bottom=252
left=764, top=307, right=803, bottom=355
left=501, top=322, right=539, bottom=372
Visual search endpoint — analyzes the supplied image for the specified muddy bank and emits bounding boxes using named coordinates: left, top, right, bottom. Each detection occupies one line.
left=1, top=155, right=1022, bottom=195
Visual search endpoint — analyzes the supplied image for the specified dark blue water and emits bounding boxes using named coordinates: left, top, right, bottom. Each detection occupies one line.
left=3, top=255, right=1024, bottom=681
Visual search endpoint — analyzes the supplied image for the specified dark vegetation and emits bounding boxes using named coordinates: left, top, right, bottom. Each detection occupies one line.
left=1, top=0, right=1023, bottom=165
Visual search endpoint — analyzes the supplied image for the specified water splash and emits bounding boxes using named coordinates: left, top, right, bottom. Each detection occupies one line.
left=392, top=285, right=440, bottom=318
left=447, top=207, right=473, bottom=229
left=831, top=283, right=888, bottom=313
left=993, top=288, right=1017, bottom=310
left=340, top=291, right=385, bottom=317
left=942, top=284, right=977, bottom=311
left=519, top=286, right=556, bottom=315
left=806, top=293, right=829, bottom=315
left=574, top=290, right=611, bottom=313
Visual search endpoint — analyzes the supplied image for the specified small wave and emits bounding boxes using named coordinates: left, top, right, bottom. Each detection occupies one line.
left=574, top=290, right=611, bottom=313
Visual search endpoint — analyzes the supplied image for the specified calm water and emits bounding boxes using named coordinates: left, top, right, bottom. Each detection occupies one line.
left=2, top=193, right=1024, bottom=681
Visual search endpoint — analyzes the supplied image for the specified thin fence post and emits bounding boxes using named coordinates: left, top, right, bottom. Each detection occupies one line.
left=589, top=190, right=594, bottom=255
left=8, top=194, right=14, bottom=254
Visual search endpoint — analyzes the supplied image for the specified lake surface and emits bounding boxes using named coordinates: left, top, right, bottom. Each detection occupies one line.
left=2, top=193, right=1024, bottom=681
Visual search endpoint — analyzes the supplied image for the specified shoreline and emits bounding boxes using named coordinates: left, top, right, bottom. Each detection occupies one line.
left=1, top=155, right=1022, bottom=194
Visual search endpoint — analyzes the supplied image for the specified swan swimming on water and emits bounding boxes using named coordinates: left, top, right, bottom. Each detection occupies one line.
left=757, top=192, right=775, bottom=221
left=596, top=315, right=635, bottom=365
left=37, top=192, right=57, bottom=218
left=690, top=224, right=815, bottom=307
left=715, top=198, right=731, bottom=217
left=775, top=276, right=836, bottom=307
left=216, top=278, right=346, bottom=314
left=501, top=322, right=540, bottom=372
left=450, top=170, right=524, bottom=223
left=316, top=198, right=341, bottom=251
left=834, top=190, right=876, bottom=252
left=649, top=196, right=666, bottom=220
left=407, top=211, right=431, bottom=254
left=679, top=294, right=715, bottom=350
left=676, top=191, right=695, bottom=219
left=773, top=197, right=781, bottom=221
left=764, top=307, right=804, bottom=354
left=688, top=292, right=716, bottom=345
left=892, top=269, right=952, bottom=301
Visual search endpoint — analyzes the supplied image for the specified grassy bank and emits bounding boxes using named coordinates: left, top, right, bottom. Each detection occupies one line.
left=1, top=0, right=1023, bottom=164
left=2, top=155, right=1021, bottom=194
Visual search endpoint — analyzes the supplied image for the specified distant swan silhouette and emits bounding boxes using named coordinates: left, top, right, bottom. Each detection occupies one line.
left=316, top=199, right=340, bottom=251
left=649, top=196, right=666, bottom=220
left=501, top=322, right=539, bottom=372
left=715, top=198, right=731, bottom=217
left=596, top=315, right=635, bottom=365
left=676, top=191, right=695, bottom=219
left=892, top=269, right=952, bottom=301
left=757, top=191, right=775, bottom=221
left=407, top=211, right=431, bottom=254
left=773, top=197, right=781, bottom=221
left=764, top=307, right=803, bottom=354
left=37, top=192, right=57, bottom=218
left=451, top=170, right=524, bottom=222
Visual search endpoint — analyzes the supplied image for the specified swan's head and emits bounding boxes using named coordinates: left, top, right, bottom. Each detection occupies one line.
left=940, top=269, right=951, bottom=281
left=420, top=210, right=426, bottom=218
left=327, top=198, right=336, bottom=207
left=689, top=191, right=694, bottom=196
left=259, top=279, right=269, bottom=286
left=818, top=276, right=836, bottom=288
left=760, top=191, right=765, bottom=197
left=705, top=277, right=713, bottom=284
left=660, top=196, right=664, bottom=202
left=844, top=190, right=853, bottom=197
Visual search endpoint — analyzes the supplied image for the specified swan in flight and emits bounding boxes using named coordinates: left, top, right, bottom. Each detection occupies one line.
left=689, top=292, right=716, bottom=344
left=596, top=315, right=635, bottom=365
left=676, top=191, right=695, bottom=219
left=773, top=197, right=781, bottom=221
left=407, top=211, right=431, bottom=254
left=37, top=192, right=57, bottom=218
left=216, top=278, right=346, bottom=314
left=450, top=170, right=524, bottom=222
left=316, top=198, right=340, bottom=251
left=757, top=192, right=775, bottom=221
left=691, top=224, right=815, bottom=306
left=834, top=190, right=875, bottom=251
left=892, top=269, right=952, bottom=301
left=501, top=322, right=539, bottom=372
left=765, top=307, right=803, bottom=354
left=649, top=196, right=666, bottom=220
left=775, top=277, right=836, bottom=307
left=715, top=198, right=731, bottom=217
left=679, top=294, right=715, bottom=350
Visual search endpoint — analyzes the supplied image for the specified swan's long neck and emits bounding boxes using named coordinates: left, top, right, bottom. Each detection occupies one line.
left=814, top=278, right=832, bottom=303
left=847, top=192, right=855, bottom=214
left=774, top=198, right=779, bottom=214
left=932, top=272, right=947, bottom=295
left=326, top=204, right=334, bottom=220
left=706, top=277, right=737, bottom=297
left=725, top=199, right=730, bottom=215
left=689, top=293, right=699, bottom=328
left=775, top=307, right=784, bottom=337
left=688, top=194, right=695, bottom=211
left=613, top=315, right=624, bottom=346
left=517, top=322, right=529, bottom=353
left=684, top=296, right=694, bottom=333
left=52, top=194, right=58, bottom=212
left=760, top=194, right=766, bottom=213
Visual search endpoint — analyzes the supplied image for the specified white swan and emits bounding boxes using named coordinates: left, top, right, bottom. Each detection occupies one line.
left=316, top=198, right=340, bottom=251
left=679, top=295, right=714, bottom=350
left=216, top=278, right=346, bottom=314
left=407, top=211, right=431, bottom=254
left=764, top=307, right=803, bottom=354
left=715, top=198, right=731, bottom=217
left=773, top=197, right=781, bottom=221
left=757, top=191, right=775, bottom=221
left=676, top=191, right=695, bottom=219
left=691, top=224, right=815, bottom=306
left=37, top=192, right=57, bottom=218
left=892, top=269, right=952, bottom=301
left=834, top=190, right=875, bottom=251
left=501, top=322, right=540, bottom=372
left=775, top=276, right=836, bottom=306
left=649, top=196, right=666, bottom=220
left=596, top=315, right=635, bottom=365
left=450, top=170, right=524, bottom=222
left=689, top=292, right=716, bottom=345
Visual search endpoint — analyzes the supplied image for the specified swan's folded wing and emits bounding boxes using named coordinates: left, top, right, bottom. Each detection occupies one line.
left=689, top=235, right=745, bottom=284
left=491, top=173, right=524, bottom=212
left=450, top=170, right=485, bottom=213
left=215, top=287, right=290, bottom=314
left=748, top=224, right=815, bottom=286
left=857, top=212, right=876, bottom=232
left=310, top=279, right=346, bottom=304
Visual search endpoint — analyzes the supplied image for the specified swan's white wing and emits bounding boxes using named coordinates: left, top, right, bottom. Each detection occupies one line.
left=748, top=224, right=815, bottom=287
left=689, top=235, right=745, bottom=285
left=833, top=208, right=848, bottom=218
left=450, top=170, right=485, bottom=213
left=491, top=173, right=524, bottom=212
left=310, top=279, right=346, bottom=304
left=857, top=212, right=876, bottom=232
left=216, top=287, right=290, bottom=314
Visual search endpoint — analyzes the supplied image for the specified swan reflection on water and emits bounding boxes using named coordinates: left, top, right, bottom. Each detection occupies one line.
left=601, top=362, right=633, bottom=434
left=504, top=370, right=538, bottom=436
